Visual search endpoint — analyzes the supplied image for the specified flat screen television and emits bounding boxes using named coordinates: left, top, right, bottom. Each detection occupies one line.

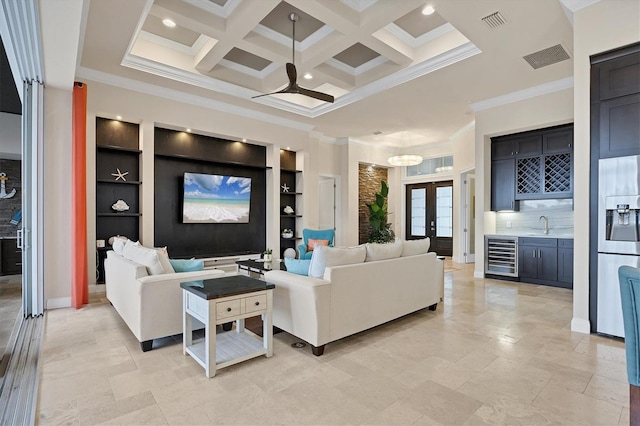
left=182, top=172, right=251, bottom=223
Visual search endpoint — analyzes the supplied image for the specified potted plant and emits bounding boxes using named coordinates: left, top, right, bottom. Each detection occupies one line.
left=366, top=180, right=395, bottom=243
left=263, top=248, right=273, bottom=262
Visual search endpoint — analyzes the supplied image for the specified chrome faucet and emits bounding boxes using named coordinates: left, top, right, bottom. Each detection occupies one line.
left=539, top=215, right=549, bottom=235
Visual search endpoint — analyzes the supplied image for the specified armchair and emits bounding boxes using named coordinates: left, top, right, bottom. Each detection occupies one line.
left=619, top=265, right=640, bottom=425
left=298, top=228, right=335, bottom=259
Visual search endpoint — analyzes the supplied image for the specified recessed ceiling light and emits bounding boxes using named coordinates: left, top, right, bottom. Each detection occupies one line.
left=242, top=138, right=247, bottom=142
left=286, top=146, right=291, bottom=150
left=422, top=5, right=435, bottom=15
left=162, top=18, right=176, bottom=28
left=186, top=128, right=191, bottom=132
left=303, top=73, right=313, bottom=80
left=116, top=115, right=122, bottom=120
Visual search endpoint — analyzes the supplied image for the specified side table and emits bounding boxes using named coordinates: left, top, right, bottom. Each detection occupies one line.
left=181, top=275, right=275, bottom=378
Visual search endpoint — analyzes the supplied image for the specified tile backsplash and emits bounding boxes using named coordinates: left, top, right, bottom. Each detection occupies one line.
left=495, top=199, right=573, bottom=236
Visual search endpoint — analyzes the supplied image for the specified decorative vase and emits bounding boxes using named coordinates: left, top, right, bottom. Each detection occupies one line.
left=263, top=254, right=273, bottom=262
left=281, top=229, right=293, bottom=239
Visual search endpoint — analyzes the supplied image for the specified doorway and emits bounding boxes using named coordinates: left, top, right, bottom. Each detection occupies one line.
left=318, top=176, right=338, bottom=243
left=405, top=180, right=453, bottom=256
left=462, top=172, right=476, bottom=263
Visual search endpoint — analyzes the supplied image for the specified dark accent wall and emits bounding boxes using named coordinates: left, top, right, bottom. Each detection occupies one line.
left=0, top=159, right=21, bottom=238
left=154, top=128, right=267, bottom=258
left=358, top=164, right=388, bottom=244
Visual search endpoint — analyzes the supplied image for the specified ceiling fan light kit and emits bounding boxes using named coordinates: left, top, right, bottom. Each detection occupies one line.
left=388, top=155, right=423, bottom=167
left=252, top=13, right=334, bottom=103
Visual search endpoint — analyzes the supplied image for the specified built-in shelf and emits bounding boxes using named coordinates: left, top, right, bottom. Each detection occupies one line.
left=97, top=213, right=142, bottom=217
left=96, top=117, right=141, bottom=284
left=97, top=145, right=141, bottom=153
left=97, top=179, right=142, bottom=185
left=280, top=152, right=302, bottom=259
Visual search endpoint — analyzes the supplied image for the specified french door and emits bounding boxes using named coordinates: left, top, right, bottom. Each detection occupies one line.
left=405, top=180, right=453, bottom=256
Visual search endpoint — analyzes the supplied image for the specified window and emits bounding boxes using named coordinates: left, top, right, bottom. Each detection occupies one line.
left=406, top=155, right=453, bottom=177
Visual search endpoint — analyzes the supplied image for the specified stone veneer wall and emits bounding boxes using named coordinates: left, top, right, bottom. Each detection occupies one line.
left=0, top=159, right=21, bottom=238
left=358, top=164, right=388, bottom=244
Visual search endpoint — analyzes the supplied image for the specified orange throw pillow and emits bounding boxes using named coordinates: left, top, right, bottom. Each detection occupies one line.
left=308, top=239, right=329, bottom=251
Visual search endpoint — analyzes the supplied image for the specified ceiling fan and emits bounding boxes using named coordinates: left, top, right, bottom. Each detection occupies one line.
left=252, top=13, right=334, bottom=103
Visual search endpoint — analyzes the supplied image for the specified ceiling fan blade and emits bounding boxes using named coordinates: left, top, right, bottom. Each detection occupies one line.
left=286, top=63, right=297, bottom=85
left=251, top=86, right=294, bottom=99
left=297, top=86, right=335, bottom=103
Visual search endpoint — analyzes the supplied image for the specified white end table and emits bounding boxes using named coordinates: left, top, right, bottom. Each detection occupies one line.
left=181, top=275, right=274, bottom=377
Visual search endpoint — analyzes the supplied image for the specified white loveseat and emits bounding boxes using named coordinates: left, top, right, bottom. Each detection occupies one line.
left=264, top=240, right=443, bottom=355
left=105, top=250, right=225, bottom=351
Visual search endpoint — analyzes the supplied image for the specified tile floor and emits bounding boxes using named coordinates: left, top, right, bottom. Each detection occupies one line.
left=36, top=263, right=629, bottom=425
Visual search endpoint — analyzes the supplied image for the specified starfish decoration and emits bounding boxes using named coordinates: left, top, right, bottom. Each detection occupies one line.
left=111, top=168, right=129, bottom=182
left=281, top=183, right=290, bottom=193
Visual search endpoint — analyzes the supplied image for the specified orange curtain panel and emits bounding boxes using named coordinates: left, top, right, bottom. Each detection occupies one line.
left=72, top=82, right=88, bottom=308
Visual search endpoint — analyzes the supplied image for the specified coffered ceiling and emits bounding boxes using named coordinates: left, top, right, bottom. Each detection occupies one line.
left=78, top=0, right=575, bottom=148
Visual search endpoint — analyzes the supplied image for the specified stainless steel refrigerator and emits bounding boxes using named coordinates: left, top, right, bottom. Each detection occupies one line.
left=597, top=154, right=640, bottom=338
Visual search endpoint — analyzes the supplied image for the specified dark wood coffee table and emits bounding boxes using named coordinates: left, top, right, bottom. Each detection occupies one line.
left=236, top=259, right=286, bottom=278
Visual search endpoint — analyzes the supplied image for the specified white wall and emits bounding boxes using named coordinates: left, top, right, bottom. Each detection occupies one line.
left=43, top=87, right=73, bottom=306
left=452, top=125, right=475, bottom=262
left=0, top=112, right=21, bottom=159
left=572, top=0, right=640, bottom=333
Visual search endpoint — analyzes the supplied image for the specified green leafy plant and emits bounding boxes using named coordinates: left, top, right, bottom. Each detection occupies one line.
left=366, top=180, right=395, bottom=243
left=263, top=248, right=272, bottom=255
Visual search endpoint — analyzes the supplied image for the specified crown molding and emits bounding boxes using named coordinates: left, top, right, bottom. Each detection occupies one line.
left=341, top=0, right=378, bottom=13
left=311, top=42, right=481, bottom=117
left=326, top=55, right=389, bottom=76
left=138, top=31, right=212, bottom=57
left=470, top=76, right=574, bottom=112
left=252, top=23, right=333, bottom=52
left=559, top=0, right=600, bottom=13
left=184, top=0, right=241, bottom=19
left=120, top=39, right=479, bottom=119
left=449, top=120, right=476, bottom=141
left=218, top=58, right=279, bottom=79
left=385, top=23, right=455, bottom=49
left=76, top=66, right=315, bottom=132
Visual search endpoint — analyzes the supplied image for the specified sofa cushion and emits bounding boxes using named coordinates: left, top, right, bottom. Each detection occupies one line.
left=402, top=238, right=431, bottom=257
left=309, top=245, right=366, bottom=278
left=122, top=241, right=165, bottom=275
left=169, top=259, right=204, bottom=273
left=155, top=247, right=175, bottom=274
left=284, top=258, right=311, bottom=276
left=308, top=238, right=329, bottom=251
left=365, top=239, right=403, bottom=262
left=112, top=237, right=128, bottom=255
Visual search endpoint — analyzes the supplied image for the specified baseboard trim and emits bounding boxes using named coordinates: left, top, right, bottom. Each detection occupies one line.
left=46, top=297, right=71, bottom=309
left=571, top=318, right=591, bottom=334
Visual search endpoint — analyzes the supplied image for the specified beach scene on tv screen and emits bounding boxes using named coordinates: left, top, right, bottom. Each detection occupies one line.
left=183, top=172, right=251, bottom=223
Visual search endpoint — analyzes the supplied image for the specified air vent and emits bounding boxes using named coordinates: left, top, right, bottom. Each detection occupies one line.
left=481, top=11, right=507, bottom=29
left=373, top=131, right=383, bottom=135
left=523, top=44, right=571, bottom=70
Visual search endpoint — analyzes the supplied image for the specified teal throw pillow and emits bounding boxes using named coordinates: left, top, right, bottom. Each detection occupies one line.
left=284, top=258, right=311, bottom=276
left=169, top=259, right=204, bottom=273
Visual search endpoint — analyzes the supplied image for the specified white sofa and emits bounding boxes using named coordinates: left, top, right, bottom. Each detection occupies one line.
left=264, top=242, right=443, bottom=355
left=104, top=250, right=225, bottom=351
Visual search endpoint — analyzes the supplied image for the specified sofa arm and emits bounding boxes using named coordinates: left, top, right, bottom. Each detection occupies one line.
left=137, top=268, right=225, bottom=284
left=298, top=244, right=309, bottom=259
left=264, top=270, right=331, bottom=346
